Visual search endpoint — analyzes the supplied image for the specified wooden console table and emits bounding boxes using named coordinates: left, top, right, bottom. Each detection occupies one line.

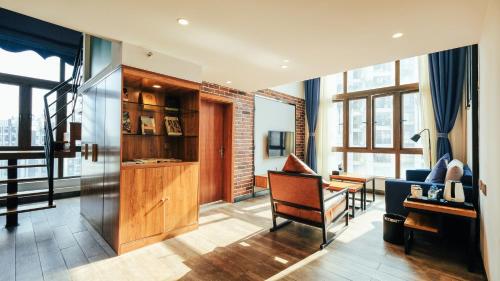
left=403, top=199, right=477, bottom=272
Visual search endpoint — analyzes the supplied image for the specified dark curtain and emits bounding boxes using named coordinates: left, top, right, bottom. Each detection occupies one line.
left=305, top=78, right=320, bottom=172
left=0, top=8, right=81, bottom=64
left=428, top=47, right=467, bottom=159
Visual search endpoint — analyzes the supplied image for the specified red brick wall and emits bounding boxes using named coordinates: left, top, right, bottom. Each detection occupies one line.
left=201, top=82, right=305, bottom=201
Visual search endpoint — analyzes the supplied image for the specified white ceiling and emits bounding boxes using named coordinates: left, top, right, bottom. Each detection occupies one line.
left=0, top=0, right=488, bottom=91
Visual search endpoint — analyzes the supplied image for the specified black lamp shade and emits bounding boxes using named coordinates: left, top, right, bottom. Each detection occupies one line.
left=410, top=134, right=421, bottom=142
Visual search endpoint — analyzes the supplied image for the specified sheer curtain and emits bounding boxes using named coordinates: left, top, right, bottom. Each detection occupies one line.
left=419, top=56, right=437, bottom=166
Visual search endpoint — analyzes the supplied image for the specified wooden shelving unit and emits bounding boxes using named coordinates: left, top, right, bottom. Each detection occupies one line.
left=80, top=65, right=201, bottom=255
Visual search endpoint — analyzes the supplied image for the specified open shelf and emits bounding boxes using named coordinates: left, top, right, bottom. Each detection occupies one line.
left=122, top=100, right=199, bottom=115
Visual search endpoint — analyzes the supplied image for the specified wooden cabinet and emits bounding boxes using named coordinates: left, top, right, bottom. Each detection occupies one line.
left=80, top=66, right=200, bottom=255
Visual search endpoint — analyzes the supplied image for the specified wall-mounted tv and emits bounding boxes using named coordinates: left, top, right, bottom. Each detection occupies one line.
left=268, top=131, right=295, bottom=158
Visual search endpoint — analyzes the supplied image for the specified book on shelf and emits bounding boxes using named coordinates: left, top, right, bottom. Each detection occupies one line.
left=140, top=116, right=156, bottom=135
left=165, top=116, right=183, bottom=136
left=122, top=111, right=131, bottom=133
left=139, top=92, right=157, bottom=110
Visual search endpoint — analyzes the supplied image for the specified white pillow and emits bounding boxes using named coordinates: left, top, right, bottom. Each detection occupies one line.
left=445, top=159, right=464, bottom=182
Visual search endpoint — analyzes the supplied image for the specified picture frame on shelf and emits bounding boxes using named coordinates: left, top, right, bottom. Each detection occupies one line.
left=165, top=116, right=183, bottom=136
left=140, top=115, right=156, bottom=135
left=122, top=87, right=129, bottom=102
left=139, top=92, right=157, bottom=110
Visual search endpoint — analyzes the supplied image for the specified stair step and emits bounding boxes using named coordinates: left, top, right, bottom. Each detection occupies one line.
left=0, top=189, right=49, bottom=200
left=0, top=202, right=55, bottom=216
left=0, top=164, right=46, bottom=170
left=0, top=177, right=48, bottom=185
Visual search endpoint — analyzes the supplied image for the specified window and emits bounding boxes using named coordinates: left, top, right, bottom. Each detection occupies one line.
left=347, top=62, right=395, bottom=92
left=324, top=73, right=344, bottom=95
left=330, top=57, right=422, bottom=178
left=373, top=95, right=393, bottom=148
left=349, top=99, right=366, bottom=147
left=331, top=101, right=343, bottom=147
left=0, top=84, right=19, bottom=147
left=0, top=49, right=79, bottom=179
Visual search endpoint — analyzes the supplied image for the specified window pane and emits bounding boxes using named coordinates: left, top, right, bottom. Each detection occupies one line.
left=0, top=49, right=60, bottom=81
left=402, top=93, right=423, bottom=148
left=32, top=88, right=53, bottom=146
left=0, top=84, right=19, bottom=147
left=400, top=57, right=419, bottom=85
left=400, top=154, right=425, bottom=179
left=347, top=62, right=395, bottom=92
left=349, top=99, right=366, bottom=147
left=347, top=153, right=395, bottom=177
left=324, top=73, right=343, bottom=95
left=374, top=95, right=393, bottom=148
left=64, top=153, right=81, bottom=177
left=330, top=101, right=343, bottom=147
left=326, top=152, right=344, bottom=175
left=18, top=159, right=49, bottom=179
left=65, top=63, right=74, bottom=80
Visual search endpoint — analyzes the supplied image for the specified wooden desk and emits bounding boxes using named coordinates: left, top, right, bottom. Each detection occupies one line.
left=403, top=199, right=477, bottom=272
left=327, top=182, right=363, bottom=218
left=330, top=174, right=375, bottom=210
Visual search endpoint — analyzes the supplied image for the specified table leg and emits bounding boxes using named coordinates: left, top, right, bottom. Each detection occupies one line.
left=468, top=218, right=476, bottom=272
left=363, top=182, right=367, bottom=210
left=351, top=192, right=356, bottom=218
left=372, top=179, right=375, bottom=202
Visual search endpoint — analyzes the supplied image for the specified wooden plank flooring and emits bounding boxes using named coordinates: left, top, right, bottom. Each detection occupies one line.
left=0, top=195, right=486, bottom=281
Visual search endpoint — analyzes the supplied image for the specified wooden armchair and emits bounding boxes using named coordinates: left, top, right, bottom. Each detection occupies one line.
left=268, top=171, right=349, bottom=249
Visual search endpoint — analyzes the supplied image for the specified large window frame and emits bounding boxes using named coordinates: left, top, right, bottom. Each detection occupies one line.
left=0, top=57, right=78, bottom=179
left=332, top=60, right=422, bottom=178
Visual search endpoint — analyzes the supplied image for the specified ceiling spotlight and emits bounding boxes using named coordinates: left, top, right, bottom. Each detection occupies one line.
left=226, top=81, right=232, bottom=84
left=177, top=18, right=189, bottom=26
left=281, top=65, right=289, bottom=69
left=153, top=85, right=161, bottom=88
left=392, top=32, right=404, bottom=39
left=283, top=59, right=289, bottom=63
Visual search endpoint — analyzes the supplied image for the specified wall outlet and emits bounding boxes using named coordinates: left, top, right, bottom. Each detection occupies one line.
left=480, top=180, right=487, bottom=196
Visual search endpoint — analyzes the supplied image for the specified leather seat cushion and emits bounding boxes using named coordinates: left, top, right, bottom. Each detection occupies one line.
left=274, top=195, right=346, bottom=224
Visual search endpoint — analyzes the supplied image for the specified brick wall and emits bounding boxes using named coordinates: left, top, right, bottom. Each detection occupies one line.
left=201, top=82, right=305, bottom=200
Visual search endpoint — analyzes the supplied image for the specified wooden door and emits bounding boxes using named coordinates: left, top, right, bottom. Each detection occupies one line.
left=200, top=100, right=224, bottom=204
left=120, top=167, right=165, bottom=244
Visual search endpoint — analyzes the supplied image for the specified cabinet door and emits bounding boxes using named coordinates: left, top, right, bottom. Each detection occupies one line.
left=164, top=164, right=199, bottom=232
left=120, top=168, right=165, bottom=244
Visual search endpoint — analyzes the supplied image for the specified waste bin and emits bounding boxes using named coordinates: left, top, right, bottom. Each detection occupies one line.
left=383, top=213, right=406, bottom=245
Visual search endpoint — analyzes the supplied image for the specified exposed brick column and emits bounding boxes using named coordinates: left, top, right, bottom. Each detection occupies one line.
left=201, top=82, right=305, bottom=200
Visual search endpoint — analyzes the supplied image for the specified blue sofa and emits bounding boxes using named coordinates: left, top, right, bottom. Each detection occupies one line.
left=385, top=166, right=473, bottom=216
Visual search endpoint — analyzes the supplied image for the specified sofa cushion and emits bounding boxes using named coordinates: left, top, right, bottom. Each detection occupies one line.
left=425, top=153, right=450, bottom=183
left=282, top=153, right=329, bottom=187
left=445, top=159, right=464, bottom=182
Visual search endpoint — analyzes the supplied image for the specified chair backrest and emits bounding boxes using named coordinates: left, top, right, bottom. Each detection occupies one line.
left=268, top=171, right=323, bottom=210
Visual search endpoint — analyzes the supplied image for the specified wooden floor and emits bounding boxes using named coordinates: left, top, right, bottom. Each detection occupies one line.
left=0, top=195, right=485, bottom=281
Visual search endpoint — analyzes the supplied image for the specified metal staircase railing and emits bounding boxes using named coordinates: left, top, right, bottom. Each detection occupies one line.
left=43, top=38, right=83, bottom=206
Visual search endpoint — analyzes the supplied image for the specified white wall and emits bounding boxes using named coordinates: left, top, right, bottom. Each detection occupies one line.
left=254, top=96, right=296, bottom=175
left=270, top=81, right=305, bottom=99
left=478, top=0, right=500, bottom=280
left=121, top=42, right=202, bottom=83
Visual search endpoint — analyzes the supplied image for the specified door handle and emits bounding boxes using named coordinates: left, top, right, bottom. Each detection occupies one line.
left=83, top=143, right=89, bottom=160
left=219, top=147, right=224, bottom=158
left=91, top=144, right=98, bottom=162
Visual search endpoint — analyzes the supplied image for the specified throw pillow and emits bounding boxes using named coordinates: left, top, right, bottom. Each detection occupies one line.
left=445, top=159, right=464, bottom=182
left=425, top=153, right=450, bottom=183
left=282, top=153, right=330, bottom=187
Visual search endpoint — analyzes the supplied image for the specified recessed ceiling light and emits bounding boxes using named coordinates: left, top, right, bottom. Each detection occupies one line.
left=283, top=59, right=289, bottom=63
left=177, top=18, right=189, bottom=26
left=392, top=32, right=404, bottom=39
left=281, top=65, right=288, bottom=69
left=153, top=85, right=161, bottom=88
left=226, top=81, right=232, bottom=84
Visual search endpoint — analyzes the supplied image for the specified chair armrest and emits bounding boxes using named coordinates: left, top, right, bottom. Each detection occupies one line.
left=324, top=188, right=348, bottom=202
left=406, top=169, right=431, bottom=181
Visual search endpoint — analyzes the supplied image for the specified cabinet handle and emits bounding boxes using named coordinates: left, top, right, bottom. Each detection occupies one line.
left=91, top=144, right=98, bottom=162
left=83, top=144, right=89, bottom=160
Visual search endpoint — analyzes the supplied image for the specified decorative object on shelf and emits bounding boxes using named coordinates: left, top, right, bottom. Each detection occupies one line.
left=165, top=116, right=183, bottom=136
left=140, top=116, right=156, bottom=135
left=139, top=92, right=157, bottom=110
left=123, top=87, right=129, bottom=101
left=427, top=185, right=441, bottom=200
left=443, top=180, right=465, bottom=202
left=122, top=111, right=131, bottom=133
left=165, top=97, right=180, bottom=112
left=131, top=158, right=183, bottom=164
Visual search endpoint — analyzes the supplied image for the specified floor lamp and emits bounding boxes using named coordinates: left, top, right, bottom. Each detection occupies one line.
left=410, top=129, right=432, bottom=169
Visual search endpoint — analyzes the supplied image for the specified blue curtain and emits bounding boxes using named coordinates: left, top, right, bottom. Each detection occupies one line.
left=0, top=8, right=81, bottom=64
left=305, top=78, right=320, bottom=172
left=428, top=47, right=467, bottom=159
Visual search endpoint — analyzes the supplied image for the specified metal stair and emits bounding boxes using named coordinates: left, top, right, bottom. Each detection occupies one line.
left=0, top=37, right=83, bottom=227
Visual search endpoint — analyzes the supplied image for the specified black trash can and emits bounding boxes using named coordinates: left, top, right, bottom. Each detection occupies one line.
left=383, top=213, right=406, bottom=245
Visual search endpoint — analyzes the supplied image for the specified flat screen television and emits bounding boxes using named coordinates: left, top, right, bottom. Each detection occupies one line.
left=268, top=131, right=295, bottom=158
